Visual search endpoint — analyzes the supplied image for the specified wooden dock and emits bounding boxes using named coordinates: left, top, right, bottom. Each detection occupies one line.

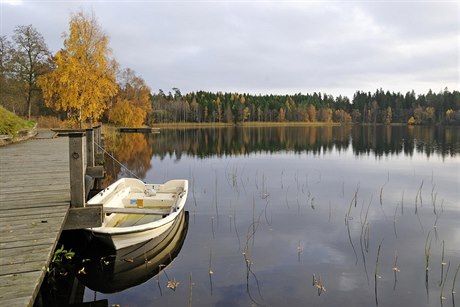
left=117, top=127, right=160, bottom=133
left=0, top=136, right=70, bottom=306
left=0, top=127, right=105, bottom=307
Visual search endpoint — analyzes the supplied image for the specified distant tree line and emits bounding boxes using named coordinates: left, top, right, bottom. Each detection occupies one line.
left=151, top=88, right=460, bottom=125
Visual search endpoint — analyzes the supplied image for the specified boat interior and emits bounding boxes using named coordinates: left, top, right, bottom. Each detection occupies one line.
left=104, top=213, right=162, bottom=228
left=102, top=185, right=185, bottom=228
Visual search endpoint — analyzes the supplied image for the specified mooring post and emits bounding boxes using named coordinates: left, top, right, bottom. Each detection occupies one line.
left=94, top=124, right=101, bottom=154
left=86, top=128, right=95, bottom=168
left=68, top=132, right=86, bottom=208
left=65, top=131, right=103, bottom=230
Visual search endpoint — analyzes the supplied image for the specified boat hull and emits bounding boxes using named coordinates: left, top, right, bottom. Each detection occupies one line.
left=89, top=209, right=181, bottom=249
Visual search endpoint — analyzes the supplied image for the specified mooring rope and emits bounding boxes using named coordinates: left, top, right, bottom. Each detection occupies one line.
left=93, top=141, right=144, bottom=181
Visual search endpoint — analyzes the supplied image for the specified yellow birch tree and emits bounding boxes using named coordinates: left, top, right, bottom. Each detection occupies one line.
left=108, top=98, right=140, bottom=127
left=38, top=11, right=118, bottom=127
left=109, top=68, right=151, bottom=126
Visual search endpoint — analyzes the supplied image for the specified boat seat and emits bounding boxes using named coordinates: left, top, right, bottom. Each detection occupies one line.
left=122, top=192, right=177, bottom=208
left=104, top=207, right=170, bottom=215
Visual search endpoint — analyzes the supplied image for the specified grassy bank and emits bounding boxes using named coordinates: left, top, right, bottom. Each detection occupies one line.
left=0, top=106, right=35, bottom=136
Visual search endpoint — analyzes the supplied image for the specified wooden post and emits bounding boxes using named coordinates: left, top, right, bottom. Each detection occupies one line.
left=68, top=132, right=86, bottom=208
left=86, top=128, right=95, bottom=167
left=93, top=124, right=104, bottom=164
left=65, top=130, right=103, bottom=229
left=94, top=124, right=101, bottom=154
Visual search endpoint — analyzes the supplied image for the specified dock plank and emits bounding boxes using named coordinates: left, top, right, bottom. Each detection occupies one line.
left=0, top=186, right=70, bottom=196
left=0, top=211, right=69, bottom=224
left=0, top=271, right=43, bottom=306
left=0, top=189, right=71, bottom=201
left=0, top=202, right=70, bottom=211
left=1, top=260, right=47, bottom=275
left=0, top=218, right=65, bottom=232
left=0, top=245, right=53, bottom=266
left=0, top=206, right=69, bottom=222
left=0, top=230, right=62, bottom=244
left=0, top=137, right=71, bottom=307
left=0, top=237, right=58, bottom=249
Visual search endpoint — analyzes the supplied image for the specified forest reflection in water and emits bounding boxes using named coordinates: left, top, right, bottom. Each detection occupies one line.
left=89, top=124, right=459, bottom=307
left=103, top=125, right=459, bottom=182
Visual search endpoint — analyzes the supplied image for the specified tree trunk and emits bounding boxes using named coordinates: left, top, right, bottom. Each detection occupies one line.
left=27, top=96, right=31, bottom=120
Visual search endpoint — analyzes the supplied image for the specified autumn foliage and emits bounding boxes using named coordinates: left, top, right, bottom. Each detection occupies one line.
left=38, top=11, right=118, bottom=126
left=108, top=68, right=152, bottom=127
left=109, top=98, right=144, bottom=127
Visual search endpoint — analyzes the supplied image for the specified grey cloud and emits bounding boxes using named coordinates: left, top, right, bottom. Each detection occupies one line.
left=1, top=1, right=457, bottom=98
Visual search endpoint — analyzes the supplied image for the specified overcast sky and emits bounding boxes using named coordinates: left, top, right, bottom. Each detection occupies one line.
left=1, top=0, right=458, bottom=99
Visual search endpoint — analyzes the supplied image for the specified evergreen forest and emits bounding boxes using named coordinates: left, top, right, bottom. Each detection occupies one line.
left=151, top=88, right=460, bottom=125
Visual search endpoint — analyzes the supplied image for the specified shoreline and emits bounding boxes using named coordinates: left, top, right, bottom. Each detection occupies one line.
left=152, top=121, right=343, bottom=129
left=148, top=122, right=433, bottom=129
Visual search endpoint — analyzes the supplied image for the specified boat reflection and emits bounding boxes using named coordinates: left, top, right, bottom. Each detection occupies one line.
left=76, top=211, right=189, bottom=293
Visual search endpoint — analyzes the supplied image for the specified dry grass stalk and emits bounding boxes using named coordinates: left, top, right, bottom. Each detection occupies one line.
left=439, top=240, right=446, bottom=286
left=312, top=274, right=326, bottom=296
left=374, top=241, right=383, bottom=306
left=452, top=264, right=460, bottom=294
left=425, top=232, right=433, bottom=272
left=209, top=248, right=214, bottom=296
left=189, top=273, right=193, bottom=307
left=440, top=262, right=450, bottom=301
left=392, top=251, right=400, bottom=291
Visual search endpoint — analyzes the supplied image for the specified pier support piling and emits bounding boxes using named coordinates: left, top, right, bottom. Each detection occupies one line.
left=69, top=132, right=86, bottom=208
left=66, top=131, right=103, bottom=230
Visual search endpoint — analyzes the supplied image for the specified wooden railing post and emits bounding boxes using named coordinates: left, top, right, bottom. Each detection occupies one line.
left=86, top=128, right=95, bottom=168
left=68, top=132, right=86, bottom=208
left=64, top=130, right=103, bottom=230
left=94, top=124, right=101, bottom=154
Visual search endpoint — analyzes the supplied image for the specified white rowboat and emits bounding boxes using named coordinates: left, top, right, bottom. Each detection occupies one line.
left=86, top=178, right=188, bottom=250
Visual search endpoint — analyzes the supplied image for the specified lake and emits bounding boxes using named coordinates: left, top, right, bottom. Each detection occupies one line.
left=76, top=125, right=459, bottom=307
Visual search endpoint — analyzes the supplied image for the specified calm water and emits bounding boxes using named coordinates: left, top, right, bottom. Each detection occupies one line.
left=81, top=125, right=459, bottom=307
